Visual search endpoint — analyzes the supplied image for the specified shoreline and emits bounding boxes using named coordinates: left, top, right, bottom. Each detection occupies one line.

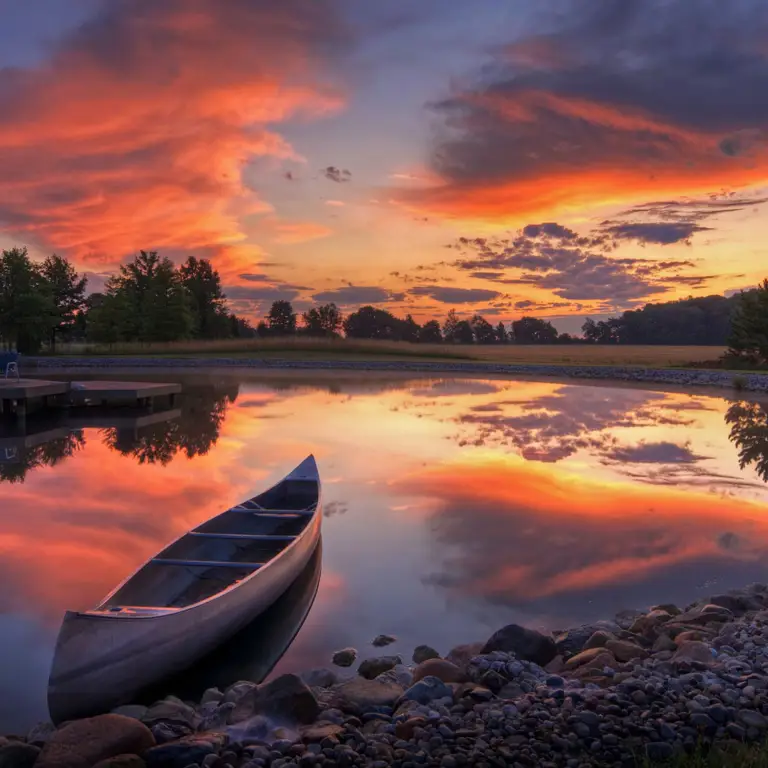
left=26, top=355, right=768, bottom=393
left=11, top=584, right=768, bottom=767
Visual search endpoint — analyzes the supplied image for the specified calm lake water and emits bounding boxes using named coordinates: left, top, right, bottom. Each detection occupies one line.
left=2, top=371, right=768, bottom=731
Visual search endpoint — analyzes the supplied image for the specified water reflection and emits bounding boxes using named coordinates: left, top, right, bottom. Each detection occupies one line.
left=727, top=401, right=768, bottom=483
left=2, top=372, right=768, bottom=731
left=0, top=429, right=85, bottom=484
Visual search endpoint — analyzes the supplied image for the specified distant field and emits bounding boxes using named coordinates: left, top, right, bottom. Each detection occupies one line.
left=53, top=338, right=728, bottom=368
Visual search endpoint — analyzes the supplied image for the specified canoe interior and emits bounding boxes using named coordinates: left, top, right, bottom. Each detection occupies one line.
left=98, top=476, right=318, bottom=611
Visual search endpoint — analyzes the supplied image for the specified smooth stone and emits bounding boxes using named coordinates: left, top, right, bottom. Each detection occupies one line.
left=142, top=700, right=197, bottom=728
left=37, top=715, right=155, bottom=768
left=583, top=631, right=615, bottom=651
left=481, top=624, right=556, bottom=666
left=645, top=742, right=674, bottom=761
left=358, top=656, right=402, bottom=680
left=650, top=604, right=681, bottom=616
left=0, top=743, right=41, bottom=768
left=412, top=645, right=440, bottom=664
left=564, top=648, right=614, bottom=671
left=628, top=610, right=672, bottom=637
left=200, top=688, right=224, bottom=706
left=300, top=669, right=338, bottom=689
left=675, top=630, right=713, bottom=645
left=614, top=609, right=645, bottom=629
left=673, top=641, right=713, bottom=666
left=222, top=681, right=256, bottom=704
left=652, top=634, right=677, bottom=653
left=332, top=648, right=357, bottom=668
left=412, top=659, right=466, bottom=684
left=372, top=635, right=397, bottom=647
left=144, top=734, right=228, bottom=768
left=327, top=677, right=404, bottom=715
left=399, top=677, right=453, bottom=706
left=376, top=664, right=413, bottom=688
left=300, top=724, right=344, bottom=743
left=738, top=710, right=768, bottom=729
left=444, top=643, right=484, bottom=672
left=604, top=639, right=648, bottom=662
left=229, top=674, right=319, bottom=725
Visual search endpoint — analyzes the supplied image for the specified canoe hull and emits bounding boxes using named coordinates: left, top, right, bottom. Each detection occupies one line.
left=48, top=504, right=321, bottom=723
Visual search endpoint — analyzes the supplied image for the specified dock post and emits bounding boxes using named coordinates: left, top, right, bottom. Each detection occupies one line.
left=14, top=400, right=27, bottom=429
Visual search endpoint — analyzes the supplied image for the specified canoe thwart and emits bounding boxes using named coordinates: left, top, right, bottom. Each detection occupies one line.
left=230, top=507, right=315, bottom=516
left=188, top=532, right=297, bottom=541
left=151, top=558, right=265, bottom=570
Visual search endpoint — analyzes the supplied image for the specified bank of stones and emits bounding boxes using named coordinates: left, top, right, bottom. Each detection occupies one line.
left=26, top=356, right=768, bottom=393
left=11, top=584, right=768, bottom=767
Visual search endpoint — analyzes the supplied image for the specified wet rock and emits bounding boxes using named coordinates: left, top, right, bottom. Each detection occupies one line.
left=300, top=723, right=344, bottom=743
left=331, top=648, right=357, bottom=667
left=583, top=630, right=615, bottom=651
left=229, top=674, right=320, bottom=725
left=650, top=603, right=681, bottom=616
left=149, top=723, right=190, bottom=745
left=200, top=688, right=224, bottom=706
left=675, top=604, right=733, bottom=626
left=738, top=710, right=768, bottom=729
left=675, top=630, right=713, bottom=645
left=222, top=681, right=256, bottom=704
left=93, top=757, right=146, bottom=768
left=0, top=743, right=41, bottom=768
left=26, top=722, right=55, bottom=747
left=376, top=664, right=413, bottom=688
left=645, top=742, right=674, bottom=761
left=673, top=641, right=713, bottom=666
left=142, top=700, right=197, bottom=729
left=709, top=593, right=760, bottom=615
left=444, top=642, right=484, bottom=672
left=652, top=634, right=677, bottom=653
left=327, top=677, right=404, bottom=715
left=481, top=624, right=556, bottom=666
left=371, top=634, right=397, bottom=647
left=628, top=610, right=672, bottom=638
left=615, top=609, right=645, bottom=629
left=604, top=639, right=648, bottom=662
left=412, top=658, right=466, bottom=684
left=37, top=715, right=155, bottom=768
left=563, top=647, right=615, bottom=671
left=144, top=734, right=227, bottom=768
left=300, top=668, right=338, bottom=689
left=412, top=645, right=440, bottom=664
left=555, top=622, right=619, bottom=657
left=358, top=655, right=402, bottom=680
left=394, top=717, right=426, bottom=740
left=399, top=676, right=453, bottom=706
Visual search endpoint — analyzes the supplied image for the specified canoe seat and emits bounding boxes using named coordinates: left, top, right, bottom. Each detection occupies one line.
left=151, top=558, right=265, bottom=570
left=188, top=532, right=297, bottom=541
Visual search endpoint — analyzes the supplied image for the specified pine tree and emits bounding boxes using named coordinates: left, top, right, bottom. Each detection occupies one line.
left=728, top=280, right=768, bottom=365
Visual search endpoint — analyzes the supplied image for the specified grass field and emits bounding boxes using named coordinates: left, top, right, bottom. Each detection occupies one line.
left=53, top=337, right=729, bottom=368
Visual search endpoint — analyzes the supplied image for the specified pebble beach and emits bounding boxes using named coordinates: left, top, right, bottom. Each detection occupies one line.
left=9, top=585, right=768, bottom=768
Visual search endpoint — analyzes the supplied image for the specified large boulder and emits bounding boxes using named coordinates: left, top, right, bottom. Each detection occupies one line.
left=482, top=624, right=556, bottom=666
left=37, top=715, right=155, bottom=768
left=673, top=641, right=714, bottom=666
left=229, top=673, right=319, bottom=725
left=358, top=655, right=402, bottom=680
left=555, top=622, right=619, bottom=657
left=0, top=742, right=41, bottom=768
left=327, top=677, right=404, bottom=716
left=445, top=642, right=484, bottom=672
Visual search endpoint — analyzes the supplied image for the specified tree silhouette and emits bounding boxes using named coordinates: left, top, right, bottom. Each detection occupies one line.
left=266, top=300, right=297, bottom=336
left=0, top=432, right=86, bottom=484
left=726, top=401, right=768, bottom=483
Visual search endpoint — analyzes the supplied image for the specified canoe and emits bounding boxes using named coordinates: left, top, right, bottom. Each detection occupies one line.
left=48, top=455, right=322, bottom=723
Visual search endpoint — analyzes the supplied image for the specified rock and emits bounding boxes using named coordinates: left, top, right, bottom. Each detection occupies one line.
left=563, top=647, right=615, bottom=671
left=738, top=710, right=768, bottom=729
left=555, top=622, right=619, bottom=656
left=331, top=648, right=357, bottom=667
left=371, top=634, right=397, bottom=647
left=0, top=743, right=41, bottom=768
left=544, top=655, right=565, bottom=674
left=709, top=593, right=759, bottom=615
left=604, top=639, right=648, bottom=662
left=675, top=604, right=733, bottom=626
left=645, top=742, right=674, bottom=761
left=327, top=677, right=404, bottom=715
left=399, top=676, right=453, bottom=705
left=481, top=624, right=556, bottom=666
left=112, top=706, right=149, bottom=722
left=444, top=642, right=484, bottom=672
left=229, top=674, right=319, bottom=725
left=26, top=722, right=55, bottom=747
left=142, top=700, right=197, bottom=729
left=650, top=603, right=681, bottom=616
left=674, top=630, right=713, bottom=645
left=673, top=641, right=713, bottom=666
left=412, top=658, right=466, bottom=684
left=200, top=688, right=224, bottom=706
left=394, top=717, right=426, bottom=740
left=614, top=609, right=645, bottom=629
left=376, top=664, right=413, bottom=688
left=358, top=655, right=401, bottom=680
left=222, top=680, right=256, bottom=703
left=628, top=610, right=672, bottom=638
left=300, top=668, right=338, bottom=689
left=412, top=645, right=440, bottom=664
left=149, top=724, right=190, bottom=745
left=583, top=631, right=615, bottom=650
left=144, top=734, right=228, bottom=768
left=37, top=715, right=155, bottom=768
left=300, top=723, right=344, bottom=742
left=93, top=757, right=146, bottom=768
left=652, top=634, right=678, bottom=654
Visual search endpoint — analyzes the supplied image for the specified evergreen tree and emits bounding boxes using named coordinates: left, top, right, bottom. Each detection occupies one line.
left=179, top=257, right=230, bottom=339
left=418, top=319, right=442, bottom=343
left=470, top=314, right=496, bottom=344
left=728, top=280, right=768, bottom=365
left=401, top=314, right=421, bottom=343
left=40, top=254, right=87, bottom=350
left=495, top=321, right=508, bottom=343
left=266, top=300, right=297, bottom=335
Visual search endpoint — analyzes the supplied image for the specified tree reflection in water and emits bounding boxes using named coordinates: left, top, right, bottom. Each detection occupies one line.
left=0, top=432, right=86, bottom=484
left=100, top=380, right=240, bottom=466
left=726, top=400, right=768, bottom=483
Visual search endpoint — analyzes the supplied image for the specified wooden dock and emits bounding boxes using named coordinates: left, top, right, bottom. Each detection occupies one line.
left=0, top=378, right=182, bottom=423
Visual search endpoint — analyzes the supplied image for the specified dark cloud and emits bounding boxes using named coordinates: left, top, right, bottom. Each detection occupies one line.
left=322, top=166, right=352, bottom=183
left=224, top=285, right=303, bottom=302
left=311, top=285, right=403, bottom=304
left=600, top=222, right=711, bottom=246
left=602, top=441, right=707, bottom=464
left=399, top=0, right=768, bottom=221
left=409, top=285, right=501, bottom=303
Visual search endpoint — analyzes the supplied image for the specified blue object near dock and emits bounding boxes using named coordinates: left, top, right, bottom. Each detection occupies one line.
left=0, top=351, right=19, bottom=378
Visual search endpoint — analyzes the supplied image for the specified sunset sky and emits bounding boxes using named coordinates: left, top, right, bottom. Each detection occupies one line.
left=1, top=0, right=767, bottom=332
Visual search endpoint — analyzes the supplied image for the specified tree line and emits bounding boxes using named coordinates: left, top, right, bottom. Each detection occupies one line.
left=0, top=247, right=254, bottom=352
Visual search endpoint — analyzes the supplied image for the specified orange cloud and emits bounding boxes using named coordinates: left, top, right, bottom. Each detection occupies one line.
left=0, top=0, right=347, bottom=269
left=271, top=221, right=334, bottom=244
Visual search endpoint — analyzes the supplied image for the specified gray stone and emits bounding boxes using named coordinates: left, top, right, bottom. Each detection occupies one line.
left=444, top=643, right=484, bottom=672
left=142, top=700, right=197, bottom=729
left=144, top=734, right=228, bottom=768
left=229, top=674, right=320, bottom=725
left=0, top=743, right=41, bottom=768
left=412, top=645, right=440, bottom=664
left=300, top=668, right=338, bottom=689
left=412, top=659, right=465, bottom=684
left=200, top=688, right=224, bottom=706
left=372, top=635, right=397, bottom=647
left=358, top=656, right=402, bottom=680
left=399, top=677, right=453, bottom=706
left=645, top=742, right=674, bottom=761
left=738, top=710, right=768, bottom=729
left=327, top=677, right=404, bottom=715
left=332, top=648, right=357, bottom=667
left=481, top=624, right=556, bottom=666
left=26, top=722, right=55, bottom=747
